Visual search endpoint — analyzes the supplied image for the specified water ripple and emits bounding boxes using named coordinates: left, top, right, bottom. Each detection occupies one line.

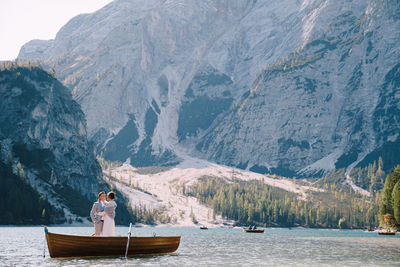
left=0, top=227, right=399, bottom=266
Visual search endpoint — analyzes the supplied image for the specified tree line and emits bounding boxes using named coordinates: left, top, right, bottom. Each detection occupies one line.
left=349, top=159, right=400, bottom=229
left=379, top=166, right=400, bottom=228
left=0, top=149, right=64, bottom=225
left=349, top=157, right=386, bottom=196
left=186, top=176, right=378, bottom=229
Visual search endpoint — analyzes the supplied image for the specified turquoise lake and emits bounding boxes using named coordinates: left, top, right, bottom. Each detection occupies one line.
left=0, top=227, right=399, bottom=266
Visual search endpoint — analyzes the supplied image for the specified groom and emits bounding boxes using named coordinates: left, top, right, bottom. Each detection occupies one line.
left=90, top=191, right=106, bottom=236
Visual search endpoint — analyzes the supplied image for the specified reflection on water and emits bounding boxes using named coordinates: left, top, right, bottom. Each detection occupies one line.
left=0, top=226, right=399, bottom=266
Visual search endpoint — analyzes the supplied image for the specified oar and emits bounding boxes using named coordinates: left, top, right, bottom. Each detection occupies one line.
left=43, top=227, right=48, bottom=258
left=124, top=223, right=132, bottom=259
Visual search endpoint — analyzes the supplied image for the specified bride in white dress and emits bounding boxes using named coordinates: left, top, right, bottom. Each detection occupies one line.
left=98, top=191, right=117, bottom=236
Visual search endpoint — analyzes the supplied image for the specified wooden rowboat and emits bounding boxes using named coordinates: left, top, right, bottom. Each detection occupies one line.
left=243, top=228, right=264, bottom=233
left=378, top=231, right=396, bottom=236
left=45, top=228, right=180, bottom=258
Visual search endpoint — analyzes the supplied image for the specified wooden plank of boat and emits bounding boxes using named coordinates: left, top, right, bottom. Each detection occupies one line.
left=45, top=229, right=180, bottom=258
left=243, top=228, right=264, bottom=233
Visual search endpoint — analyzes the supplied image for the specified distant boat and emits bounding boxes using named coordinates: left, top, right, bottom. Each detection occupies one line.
left=378, top=230, right=396, bottom=236
left=200, top=226, right=208, bottom=230
left=44, top=227, right=180, bottom=258
left=243, top=228, right=264, bottom=233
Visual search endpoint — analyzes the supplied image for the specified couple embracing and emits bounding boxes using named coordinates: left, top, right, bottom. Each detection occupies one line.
left=90, top=191, right=117, bottom=236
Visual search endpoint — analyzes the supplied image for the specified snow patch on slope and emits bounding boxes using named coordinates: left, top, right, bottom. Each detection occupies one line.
left=300, top=150, right=371, bottom=196
left=299, top=150, right=343, bottom=175
left=344, top=173, right=371, bottom=197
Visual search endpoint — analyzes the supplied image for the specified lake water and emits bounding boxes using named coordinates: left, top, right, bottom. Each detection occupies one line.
left=0, top=226, right=399, bottom=266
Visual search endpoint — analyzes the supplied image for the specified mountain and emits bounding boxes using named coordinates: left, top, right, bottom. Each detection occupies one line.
left=18, top=0, right=400, bottom=177
left=0, top=62, right=107, bottom=223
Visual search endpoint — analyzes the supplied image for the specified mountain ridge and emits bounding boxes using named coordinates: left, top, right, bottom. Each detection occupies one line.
left=0, top=62, right=110, bottom=223
left=18, top=0, right=400, bottom=177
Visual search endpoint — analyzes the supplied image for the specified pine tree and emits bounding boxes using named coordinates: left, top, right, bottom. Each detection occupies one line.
left=16, top=162, right=25, bottom=181
left=379, top=167, right=400, bottom=225
left=8, top=151, right=13, bottom=165
left=392, top=180, right=400, bottom=226
left=377, top=157, right=384, bottom=177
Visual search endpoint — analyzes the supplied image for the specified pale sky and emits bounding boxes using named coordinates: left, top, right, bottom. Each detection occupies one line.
left=0, top=0, right=113, bottom=61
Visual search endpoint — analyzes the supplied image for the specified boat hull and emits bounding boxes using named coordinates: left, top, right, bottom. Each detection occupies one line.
left=45, top=232, right=180, bottom=258
left=242, top=228, right=264, bottom=233
left=378, top=231, right=396, bottom=235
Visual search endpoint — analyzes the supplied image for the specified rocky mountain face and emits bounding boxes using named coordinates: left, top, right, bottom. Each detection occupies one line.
left=18, top=0, right=400, bottom=177
left=0, top=63, right=105, bottom=222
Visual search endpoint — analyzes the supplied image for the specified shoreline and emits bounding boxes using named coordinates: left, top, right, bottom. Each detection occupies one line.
left=0, top=224, right=380, bottom=231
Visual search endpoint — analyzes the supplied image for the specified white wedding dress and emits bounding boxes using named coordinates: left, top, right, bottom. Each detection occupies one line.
left=101, top=200, right=117, bottom=236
